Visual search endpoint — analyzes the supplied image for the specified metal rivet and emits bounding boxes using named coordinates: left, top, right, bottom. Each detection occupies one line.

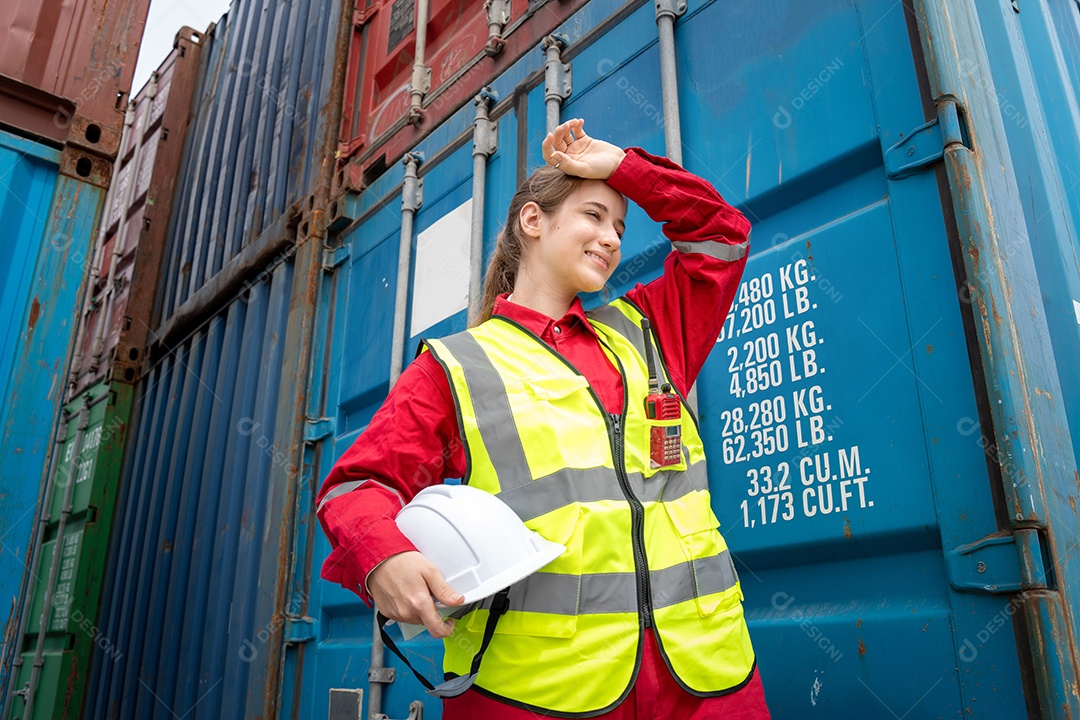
left=976, top=562, right=987, bottom=573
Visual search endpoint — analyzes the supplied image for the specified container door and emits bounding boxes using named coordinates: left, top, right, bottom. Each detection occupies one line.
left=296, top=95, right=524, bottom=718
left=301, top=0, right=1043, bottom=717
left=552, top=1, right=1027, bottom=715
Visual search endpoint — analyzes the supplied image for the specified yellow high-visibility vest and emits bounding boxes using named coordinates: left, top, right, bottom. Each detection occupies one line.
left=424, top=297, right=756, bottom=715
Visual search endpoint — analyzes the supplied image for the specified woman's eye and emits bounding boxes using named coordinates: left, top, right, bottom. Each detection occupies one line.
left=586, top=211, right=601, bottom=220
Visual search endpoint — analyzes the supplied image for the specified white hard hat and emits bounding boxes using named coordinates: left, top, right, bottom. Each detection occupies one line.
left=395, top=484, right=566, bottom=605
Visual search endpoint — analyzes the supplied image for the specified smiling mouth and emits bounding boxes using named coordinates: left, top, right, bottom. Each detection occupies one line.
left=585, top=251, right=609, bottom=270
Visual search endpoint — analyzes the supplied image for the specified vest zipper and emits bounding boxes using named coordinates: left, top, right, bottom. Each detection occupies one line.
left=486, top=317, right=658, bottom=632
left=609, top=411, right=654, bottom=629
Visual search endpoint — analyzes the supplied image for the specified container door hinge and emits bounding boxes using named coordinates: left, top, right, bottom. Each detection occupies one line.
left=371, top=700, right=424, bottom=720
left=655, top=0, right=688, bottom=21
left=304, top=417, right=335, bottom=443
left=284, top=615, right=317, bottom=644
left=885, top=99, right=967, bottom=179
left=369, top=667, right=396, bottom=684
left=947, top=529, right=1050, bottom=594
left=543, top=35, right=572, bottom=103
left=322, top=243, right=350, bottom=271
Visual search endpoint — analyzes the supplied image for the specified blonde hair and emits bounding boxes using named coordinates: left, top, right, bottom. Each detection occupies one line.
left=471, top=167, right=584, bottom=326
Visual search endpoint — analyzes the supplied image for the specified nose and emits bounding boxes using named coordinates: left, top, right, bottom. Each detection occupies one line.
left=600, top=224, right=621, bottom=251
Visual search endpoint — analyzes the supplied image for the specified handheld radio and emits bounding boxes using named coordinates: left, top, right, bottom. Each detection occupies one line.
left=641, top=318, right=683, bottom=468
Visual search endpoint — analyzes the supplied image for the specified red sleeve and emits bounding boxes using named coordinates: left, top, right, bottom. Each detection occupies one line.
left=315, top=351, right=466, bottom=604
left=608, top=147, right=751, bottom=396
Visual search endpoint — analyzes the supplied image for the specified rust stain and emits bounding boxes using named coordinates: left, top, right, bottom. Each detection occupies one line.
left=858, top=638, right=867, bottom=656
left=843, top=517, right=853, bottom=539
left=28, top=298, right=41, bottom=331
left=1035, top=387, right=1053, bottom=402
left=925, top=344, right=934, bottom=354
left=856, top=618, right=862, bottom=628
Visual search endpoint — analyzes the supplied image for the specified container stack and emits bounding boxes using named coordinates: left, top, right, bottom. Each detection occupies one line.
left=78, top=0, right=346, bottom=717
left=0, top=0, right=151, bottom=712
left=4, top=1, right=1080, bottom=719
left=299, top=1, right=1080, bottom=719
left=2, top=27, right=209, bottom=720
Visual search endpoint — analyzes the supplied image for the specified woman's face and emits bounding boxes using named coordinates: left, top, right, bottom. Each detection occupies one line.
left=524, top=179, right=627, bottom=296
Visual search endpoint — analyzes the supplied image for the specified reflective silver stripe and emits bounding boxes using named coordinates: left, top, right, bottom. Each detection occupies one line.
left=316, top=479, right=405, bottom=514
left=498, top=462, right=707, bottom=522
left=671, top=238, right=749, bottom=262
left=439, top=332, right=530, bottom=490
left=587, top=303, right=648, bottom=363
left=652, top=551, right=738, bottom=608
left=465, top=551, right=737, bottom=617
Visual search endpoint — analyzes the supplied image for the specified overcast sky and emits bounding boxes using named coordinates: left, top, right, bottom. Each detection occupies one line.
left=130, top=0, right=232, bottom=94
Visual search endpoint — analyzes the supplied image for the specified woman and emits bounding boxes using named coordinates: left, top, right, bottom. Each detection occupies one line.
left=317, top=119, right=771, bottom=719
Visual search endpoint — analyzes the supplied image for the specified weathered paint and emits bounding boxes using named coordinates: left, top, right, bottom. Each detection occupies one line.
left=4, top=380, right=133, bottom=720
left=914, top=0, right=1080, bottom=715
left=68, top=27, right=208, bottom=397
left=0, top=0, right=151, bottom=155
left=299, top=0, right=1080, bottom=718
left=335, top=0, right=588, bottom=181
left=82, top=0, right=347, bottom=716
left=84, top=258, right=313, bottom=720
left=0, top=129, right=61, bottom=694
left=0, top=143, right=107, bottom=696
left=156, top=0, right=340, bottom=333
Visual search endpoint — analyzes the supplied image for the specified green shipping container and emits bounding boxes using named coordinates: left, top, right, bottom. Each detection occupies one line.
left=6, top=380, right=132, bottom=720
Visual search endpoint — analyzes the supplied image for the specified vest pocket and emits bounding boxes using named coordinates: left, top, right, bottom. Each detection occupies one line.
left=641, top=416, right=688, bottom=479
left=662, top=492, right=737, bottom=618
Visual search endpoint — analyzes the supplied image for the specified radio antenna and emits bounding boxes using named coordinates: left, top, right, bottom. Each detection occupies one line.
left=641, top=318, right=660, bottom=394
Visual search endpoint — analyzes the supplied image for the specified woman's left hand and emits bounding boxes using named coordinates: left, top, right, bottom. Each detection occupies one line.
left=542, top=118, right=626, bottom=180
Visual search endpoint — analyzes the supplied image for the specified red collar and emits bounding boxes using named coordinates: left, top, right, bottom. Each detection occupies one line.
left=491, top=294, right=599, bottom=340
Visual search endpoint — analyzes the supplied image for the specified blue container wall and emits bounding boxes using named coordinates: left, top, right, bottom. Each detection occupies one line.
left=971, top=1, right=1080, bottom=509
left=0, top=130, right=61, bottom=687
left=85, top=262, right=296, bottom=719
left=0, top=129, right=104, bottom=691
left=158, top=0, right=338, bottom=320
left=301, top=1, right=1080, bottom=718
left=83, top=0, right=342, bottom=715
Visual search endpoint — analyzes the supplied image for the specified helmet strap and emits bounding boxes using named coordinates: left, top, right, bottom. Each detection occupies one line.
left=376, top=586, right=512, bottom=699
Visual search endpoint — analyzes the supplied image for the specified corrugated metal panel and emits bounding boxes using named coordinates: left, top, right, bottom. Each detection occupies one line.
left=972, top=0, right=1080, bottom=522
left=4, top=380, right=133, bottom=720
left=300, top=0, right=1080, bottom=718
left=0, top=142, right=112, bottom=699
left=82, top=0, right=348, bottom=714
left=0, top=0, right=151, bottom=155
left=156, top=0, right=340, bottom=328
left=333, top=0, right=588, bottom=201
left=69, top=27, right=209, bottom=397
left=0, top=129, right=61, bottom=693
left=85, top=256, right=315, bottom=720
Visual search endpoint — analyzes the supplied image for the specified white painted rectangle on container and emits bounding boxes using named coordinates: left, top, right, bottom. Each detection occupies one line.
left=411, top=198, right=473, bottom=337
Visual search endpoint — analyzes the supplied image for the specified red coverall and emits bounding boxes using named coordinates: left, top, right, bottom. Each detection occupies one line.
left=317, top=148, right=771, bottom=719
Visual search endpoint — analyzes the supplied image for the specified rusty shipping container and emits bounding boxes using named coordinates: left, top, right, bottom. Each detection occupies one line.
left=68, top=27, right=209, bottom=397
left=0, top=0, right=151, bottom=155
left=0, top=0, right=151, bottom=698
left=83, top=0, right=348, bottom=716
left=2, top=29, right=208, bottom=720
left=298, top=0, right=1080, bottom=718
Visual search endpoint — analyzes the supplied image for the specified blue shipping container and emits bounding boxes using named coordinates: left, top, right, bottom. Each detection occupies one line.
left=299, top=0, right=1080, bottom=718
left=0, top=129, right=109, bottom=692
left=83, top=0, right=344, bottom=716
